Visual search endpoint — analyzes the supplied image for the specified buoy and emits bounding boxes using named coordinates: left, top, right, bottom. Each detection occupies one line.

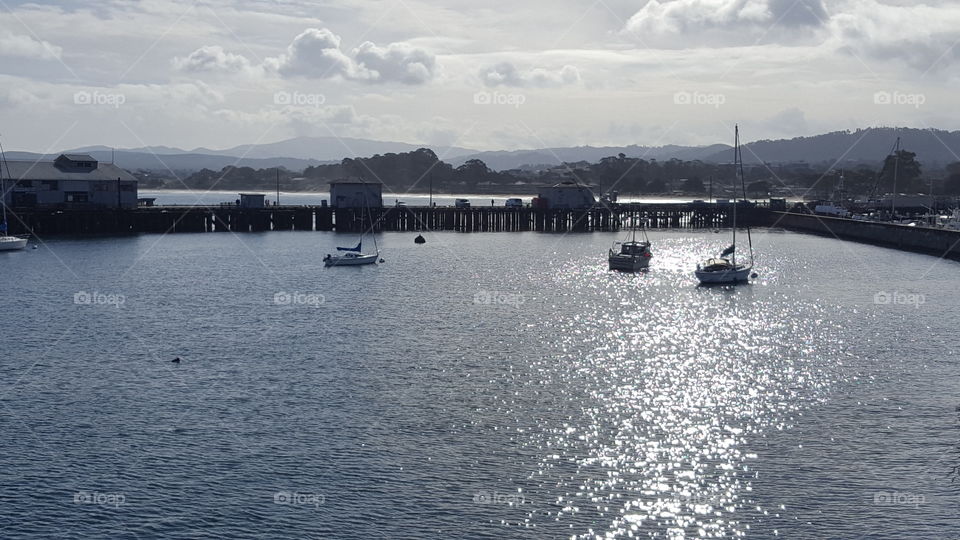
left=172, top=357, right=181, bottom=363
left=414, top=234, right=426, bottom=244
left=379, top=258, right=385, bottom=263
left=32, top=245, right=38, bottom=250
left=751, top=273, right=758, bottom=279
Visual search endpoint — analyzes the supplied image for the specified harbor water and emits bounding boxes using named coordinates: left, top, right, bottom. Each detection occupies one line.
left=0, top=229, right=958, bottom=538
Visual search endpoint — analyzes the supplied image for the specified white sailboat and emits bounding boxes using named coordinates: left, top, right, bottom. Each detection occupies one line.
left=695, top=125, right=755, bottom=285
left=324, top=193, right=380, bottom=267
left=608, top=218, right=652, bottom=271
left=0, top=140, right=27, bottom=251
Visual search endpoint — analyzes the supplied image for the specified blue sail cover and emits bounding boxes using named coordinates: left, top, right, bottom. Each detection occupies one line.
left=0, top=221, right=7, bottom=233
left=337, top=241, right=362, bottom=252
left=720, top=244, right=735, bottom=257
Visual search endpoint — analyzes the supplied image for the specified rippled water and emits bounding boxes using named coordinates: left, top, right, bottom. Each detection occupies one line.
left=1, top=229, right=958, bottom=538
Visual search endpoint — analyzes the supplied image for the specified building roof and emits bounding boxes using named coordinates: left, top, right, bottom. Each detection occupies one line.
left=329, top=180, right=385, bottom=186
left=1, top=159, right=136, bottom=182
left=59, top=154, right=97, bottom=162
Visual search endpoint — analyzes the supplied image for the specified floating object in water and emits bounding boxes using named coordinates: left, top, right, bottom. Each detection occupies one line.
left=32, top=245, right=38, bottom=250
left=751, top=272, right=758, bottom=279
left=171, top=357, right=181, bottom=363
left=414, top=234, right=426, bottom=244
left=379, top=258, right=385, bottom=263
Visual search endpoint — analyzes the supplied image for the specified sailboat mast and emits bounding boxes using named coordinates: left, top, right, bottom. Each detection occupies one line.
left=731, top=126, right=738, bottom=266
left=735, top=125, right=755, bottom=266
left=0, top=137, right=10, bottom=227
left=892, top=136, right=901, bottom=217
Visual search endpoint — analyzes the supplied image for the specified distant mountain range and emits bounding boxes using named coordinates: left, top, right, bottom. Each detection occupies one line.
left=447, top=144, right=731, bottom=169
left=5, top=128, right=959, bottom=174
left=4, top=136, right=477, bottom=174
left=709, top=128, right=960, bottom=168
left=451, top=128, right=960, bottom=170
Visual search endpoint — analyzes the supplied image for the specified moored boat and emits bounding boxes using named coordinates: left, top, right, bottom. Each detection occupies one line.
left=609, top=221, right=652, bottom=271
left=695, top=125, right=756, bottom=285
left=0, top=140, right=27, bottom=251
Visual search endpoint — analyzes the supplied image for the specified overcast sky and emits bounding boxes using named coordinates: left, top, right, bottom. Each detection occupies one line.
left=1, top=0, right=958, bottom=154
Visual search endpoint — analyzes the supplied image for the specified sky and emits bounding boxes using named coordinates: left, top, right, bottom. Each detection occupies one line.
left=1, top=0, right=959, bottom=154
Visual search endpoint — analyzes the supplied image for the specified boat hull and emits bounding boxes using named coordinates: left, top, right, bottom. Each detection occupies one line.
left=695, top=266, right=752, bottom=284
left=0, top=236, right=27, bottom=251
left=608, top=255, right=650, bottom=272
left=324, top=253, right=378, bottom=267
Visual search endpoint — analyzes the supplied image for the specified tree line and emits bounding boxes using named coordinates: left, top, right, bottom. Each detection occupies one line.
left=135, top=146, right=960, bottom=198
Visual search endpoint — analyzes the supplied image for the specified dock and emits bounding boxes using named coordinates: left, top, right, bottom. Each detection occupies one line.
left=5, top=203, right=772, bottom=236
left=772, top=212, right=960, bottom=260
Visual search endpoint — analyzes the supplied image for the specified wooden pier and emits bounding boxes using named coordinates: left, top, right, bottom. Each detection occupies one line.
left=5, top=203, right=772, bottom=236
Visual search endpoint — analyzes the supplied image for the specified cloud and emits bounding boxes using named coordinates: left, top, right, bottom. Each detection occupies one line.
left=480, top=62, right=580, bottom=87
left=266, top=28, right=436, bottom=84
left=0, top=31, right=62, bottom=60
left=761, top=107, right=809, bottom=136
left=354, top=41, right=436, bottom=84
left=173, top=45, right=252, bottom=73
left=624, top=0, right=828, bottom=47
left=829, top=0, right=960, bottom=72
left=267, top=28, right=358, bottom=79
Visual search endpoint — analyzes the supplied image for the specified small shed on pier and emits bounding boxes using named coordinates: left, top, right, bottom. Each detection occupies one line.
left=538, top=181, right=596, bottom=209
left=239, top=193, right=266, bottom=208
left=329, top=181, right=383, bottom=208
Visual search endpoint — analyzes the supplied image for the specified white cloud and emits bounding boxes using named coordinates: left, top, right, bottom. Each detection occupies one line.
left=173, top=45, right=252, bottom=73
left=354, top=41, right=436, bottom=84
left=624, top=0, right=828, bottom=47
left=480, top=62, right=580, bottom=87
left=829, top=0, right=960, bottom=72
left=0, top=31, right=62, bottom=60
left=265, top=27, right=437, bottom=84
left=267, top=28, right=358, bottom=79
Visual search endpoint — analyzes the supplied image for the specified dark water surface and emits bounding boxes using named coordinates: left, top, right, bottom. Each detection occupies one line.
left=1, top=229, right=958, bottom=538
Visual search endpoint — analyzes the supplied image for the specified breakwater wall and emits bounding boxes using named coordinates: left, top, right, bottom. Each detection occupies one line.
left=6, top=204, right=771, bottom=236
left=773, top=212, right=960, bottom=260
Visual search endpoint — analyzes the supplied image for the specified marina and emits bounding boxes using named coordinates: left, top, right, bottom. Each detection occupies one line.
left=1, top=229, right=958, bottom=539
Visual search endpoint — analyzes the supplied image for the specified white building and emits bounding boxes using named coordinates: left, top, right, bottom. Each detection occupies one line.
left=329, top=181, right=383, bottom=208
left=538, top=181, right=596, bottom=209
left=2, top=154, right=137, bottom=208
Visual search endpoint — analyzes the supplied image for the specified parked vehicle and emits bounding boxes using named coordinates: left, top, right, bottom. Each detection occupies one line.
left=455, top=199, right=470, bottom=208
left=505, top=198, right=523, bottom=208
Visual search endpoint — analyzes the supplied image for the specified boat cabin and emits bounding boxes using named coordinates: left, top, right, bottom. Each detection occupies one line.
left=618, top=241, right=650, bottom=256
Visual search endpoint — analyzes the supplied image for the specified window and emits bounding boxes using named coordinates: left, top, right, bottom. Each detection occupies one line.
left=65, top=192, right=88, bottom=203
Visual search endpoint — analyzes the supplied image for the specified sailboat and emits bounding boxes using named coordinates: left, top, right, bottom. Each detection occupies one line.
left=0, top=140, right=27, bottom=251
left=695, top=125, right=755, bottom=285
left=608, top=217, right=652, bottom=271
left=323, top=193, right=380, bottom=267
